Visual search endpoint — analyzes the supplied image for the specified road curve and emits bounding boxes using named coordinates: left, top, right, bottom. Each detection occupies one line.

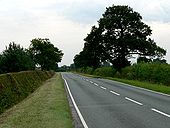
left=62, top=72, right=170, bottom=128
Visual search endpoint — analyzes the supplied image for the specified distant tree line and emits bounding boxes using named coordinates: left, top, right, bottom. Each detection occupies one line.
left=0, top=38, right=63, bottom=74
left=74, top=5, right=166, bottom=71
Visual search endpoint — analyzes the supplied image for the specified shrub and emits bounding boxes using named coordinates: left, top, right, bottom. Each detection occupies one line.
left=84, top=67, right=94, bottom=74
left=93, top=67, right=116, bottom=77
left=120, top=63, right=170, bottom=86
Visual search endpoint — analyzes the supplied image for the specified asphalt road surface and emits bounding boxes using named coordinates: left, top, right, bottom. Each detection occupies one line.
left=62, top=72, right=170, bottom=128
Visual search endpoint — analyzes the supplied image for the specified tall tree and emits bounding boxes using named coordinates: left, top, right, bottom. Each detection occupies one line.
left=29, top=38, right=63, bottom=70
left=76, top=5, right=166, bottom=71
left=0, top=42, right=34, bottom=73
left=98, top=5, right=166, bottom=70
left=74, top=26, right=105, bottom=69
left=83, top=26, right=105, bottom=68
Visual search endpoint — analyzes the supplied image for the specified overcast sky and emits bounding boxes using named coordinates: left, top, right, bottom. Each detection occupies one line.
left=0, top=0, right=170, bottom=66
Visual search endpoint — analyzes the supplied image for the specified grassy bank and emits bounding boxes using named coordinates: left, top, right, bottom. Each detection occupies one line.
left=108, top=77, right=170, bottom=95
left=0, top=73, right=74, bottom=128
left=77, top=73, right=170, bottom=95
left=0, top=71, right=54, bottom=114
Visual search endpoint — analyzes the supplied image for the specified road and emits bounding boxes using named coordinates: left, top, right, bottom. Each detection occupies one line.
left=62, top=72, right=170, bottom=128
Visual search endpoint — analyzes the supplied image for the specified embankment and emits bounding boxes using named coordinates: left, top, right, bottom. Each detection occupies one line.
left=0, top=70, right=54, bottom=114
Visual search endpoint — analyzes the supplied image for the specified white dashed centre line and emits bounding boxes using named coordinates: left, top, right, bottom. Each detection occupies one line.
left=94, top=83, right=99, bottom=86
left=100, top=86, right=106, bottom=90
left=90, top=81, right=93, bottom=84
left=80, top=76, right=170, bottom=120
left=125, top=97, right=143, bottom=106
left=110, top=90, right=120, bottom=96
left=151, top=108, right=170, bottom=118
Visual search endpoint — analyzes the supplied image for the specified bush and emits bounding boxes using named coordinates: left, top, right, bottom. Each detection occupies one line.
left=93, top=67, right=116, bottom=77
left=0, top=71, right=54, bottom=114
left=84, top=67, right=94, bottom=74
left=121, top=63, right=170, bottom=86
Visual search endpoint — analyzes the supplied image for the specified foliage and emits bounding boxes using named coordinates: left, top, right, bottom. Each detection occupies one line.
left=98, top=5, right=166, bottom=70
left=0, top=74, right=73, bottom=128
left=74, top=26, right=104, bottom=69
left=84, top=67, right=94, bottom=74
left=0, top=42, right=35, bottom=73
left=73, top=52, right=86, bottom=68
left=0, top=71, right=54, bottom=114
left=137, top=56, right=167, bottom=63
left=57, top=65, right=70, bottom=72
left=74, top=5, right=166, bottom=71
left=93, top=67, right=116, bottom=77
left=29, top=38, right=63, bottom=70
left=76, top=67, right=116, bottom=77
left=121, top=63, right=170, bottom=86
left=137, top=56, right=152, bottom=63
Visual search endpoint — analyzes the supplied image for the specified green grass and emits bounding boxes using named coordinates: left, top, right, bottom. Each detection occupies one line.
left=107, top=77, right=170, bottom=95
left=76, top=73, right=170, bottom=95
left=0, top=71, right=54, bottom=114
left=0, top=73, right=74, bottom=128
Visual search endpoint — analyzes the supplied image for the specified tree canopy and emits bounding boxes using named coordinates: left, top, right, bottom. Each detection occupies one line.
left=0, top=42, right=34, bottom=73
left=74, top=5, right=166, bottom=70
left=29, top=38, right=63, bottom=70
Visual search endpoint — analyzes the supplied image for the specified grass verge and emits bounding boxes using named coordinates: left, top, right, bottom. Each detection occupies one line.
left=75, top=72, right=170, bottom=95
left=0, top=73, right=74, bottom=128
left=107, top=77, right=170, bottom=95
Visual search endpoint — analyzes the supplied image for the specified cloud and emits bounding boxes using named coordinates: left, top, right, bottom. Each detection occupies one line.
left=53, top=0, right=170, bottom=24
left=51, top=0, right=106, bottom=24
left=0, top=0, right=170, bottom=65
left=149, top=21, right=170, bottom=62
left=131, top=0, right=170, bottom=23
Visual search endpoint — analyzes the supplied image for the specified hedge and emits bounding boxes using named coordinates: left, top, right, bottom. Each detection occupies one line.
left=121, top=63, right=170, bottom=86
left=0, top=70, right=54, bottom=114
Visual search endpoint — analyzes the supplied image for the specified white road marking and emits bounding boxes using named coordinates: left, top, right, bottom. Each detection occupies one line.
left=90, top=81, right=93, bottom=84
left=111, top=80, right=170, bottom=97
left=125, top=97, right=143, bottom=106
left=151, top=108, right=170, bottom=118
left=86, top=79, right=89, bottom=81
left=100, top=86, right=106, bottom=90
left=94, top=83, right=99, bottom=86
left=110, top=90, right=120, bottom=96
left=62, top=75, right=89, bottom=128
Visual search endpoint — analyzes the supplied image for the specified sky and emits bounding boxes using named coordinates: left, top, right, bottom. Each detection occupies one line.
left=0, top=0, right=170, bottom=66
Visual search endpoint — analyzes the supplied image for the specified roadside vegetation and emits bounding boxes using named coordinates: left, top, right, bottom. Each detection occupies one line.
left=73, top=5, right=166, bottom=71
left=119, top=63, right=170, bottom=86
left=69, top=5, right=169, bottom=95
left=0, top=74, right=74, bottom=128
left=75, top=62, right=170, bottom=94
left=0, top=38, right=63, bottom=74
left=0, top=71, right=54, bottom=114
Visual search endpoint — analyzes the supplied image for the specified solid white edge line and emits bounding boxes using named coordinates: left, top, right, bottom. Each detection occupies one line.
left=100, top=86, right=106, bottom=90
left=125, top=97, right=143, bottom=106
left=151, top=108, right=170, bottom=118
left=62, top=75, right=89, bottom=128
left=110, top=90, right=120, bottom=96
